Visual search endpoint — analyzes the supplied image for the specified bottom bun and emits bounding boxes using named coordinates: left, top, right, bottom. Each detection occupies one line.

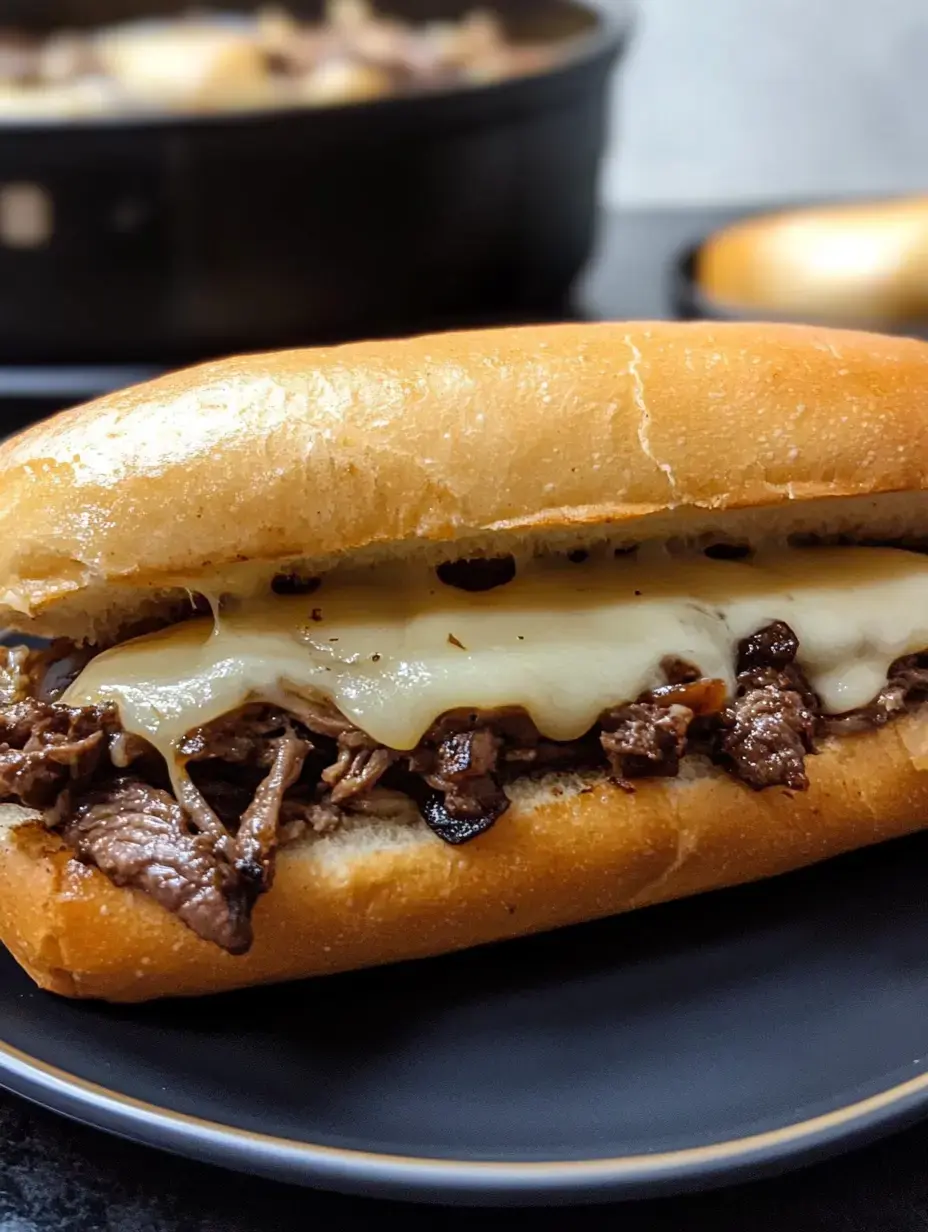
left=1, top=715, right=928, bottom=1002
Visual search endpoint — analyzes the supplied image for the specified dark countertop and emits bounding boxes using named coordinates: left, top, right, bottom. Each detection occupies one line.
left=4, top=204, right=928, bottom=1231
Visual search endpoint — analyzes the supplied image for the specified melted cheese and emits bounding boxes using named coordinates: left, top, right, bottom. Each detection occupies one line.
left=63, top=547, right=928, bottom=763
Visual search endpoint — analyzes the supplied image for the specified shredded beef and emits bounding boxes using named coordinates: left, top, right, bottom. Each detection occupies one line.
left=431, top=735, right=507, bottom=828
left=63, top=720, right=311, bottom=953
left=340, top=786, right=423, bottom=822
left=64, top=777, right=253, bottom=953
left=180, top=706, right=318, bottom=850
left=281, top=694, right=356, bottom=739
left=171, top=767, right=231, bottom=848
left=600, top=702, right=694, bottom=779
left=0, top=697, right=115, bottom=809
left=278, top=785, right=421, bottom=840
left=190, top=775, right=256, bottom=829
left=321, top=728, right=395, bottom=803
left=716, top=624, right=818, bottom=790
left=233, top=725, right=307, bottom=892
left=293, top=698, right=514, bottom=834
left=280, top=793, right=342, bottom=836
left=180, top=705, right=300, bottom=766
left=4, top=613, right=928, bottom=955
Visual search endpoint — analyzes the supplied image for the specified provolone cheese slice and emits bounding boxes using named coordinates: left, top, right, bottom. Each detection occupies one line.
left=64, top=547, right=928, bottom=762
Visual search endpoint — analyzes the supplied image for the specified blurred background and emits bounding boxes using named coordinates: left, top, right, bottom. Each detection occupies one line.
left=608, top=0, right=928, bottom=207
left=1, top=0, right=928, bottom=428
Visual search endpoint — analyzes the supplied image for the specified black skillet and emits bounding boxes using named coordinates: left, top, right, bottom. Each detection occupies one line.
left=0, top=0, right=626, bottom=364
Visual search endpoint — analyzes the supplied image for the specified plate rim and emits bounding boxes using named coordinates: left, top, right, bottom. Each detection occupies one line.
left=1, top=1035, right=927, bottom=1204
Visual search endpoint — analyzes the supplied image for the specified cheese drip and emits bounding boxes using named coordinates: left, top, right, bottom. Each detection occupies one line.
left=63, top=547, right=928, bottom=762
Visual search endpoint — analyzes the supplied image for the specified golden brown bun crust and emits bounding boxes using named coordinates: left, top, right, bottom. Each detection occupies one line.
left=4, top=322, right=928, bottom=639
left=2, top=716, right=927, bottom=1002
left=696, top=198, right=928, bottom=324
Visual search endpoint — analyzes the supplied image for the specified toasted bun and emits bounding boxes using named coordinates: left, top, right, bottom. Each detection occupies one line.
left=3, top=322, right=928, bottom=642
left=696, top=198, right=928, bottom=325
left=4, top=321, right=928, bottom=1002
left=0, top=715, right=926, bottom=1002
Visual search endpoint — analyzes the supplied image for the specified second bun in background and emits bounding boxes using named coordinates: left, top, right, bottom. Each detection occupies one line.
left=689, top=197, right=928, bottom=332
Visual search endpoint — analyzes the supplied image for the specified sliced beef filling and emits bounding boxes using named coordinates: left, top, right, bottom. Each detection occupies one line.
left=64, top=777, right=254, bottom=953
left=1, top=621, right=927, bottom=954
left=73, top=713, right=310, bottom=953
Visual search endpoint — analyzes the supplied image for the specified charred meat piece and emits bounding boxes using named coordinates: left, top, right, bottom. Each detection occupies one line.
left=736, top=620, right=800, bottom=673
left=410, top=720, right=509, bottom=841
left=430, top=726, right=500, bottom=784
left=421, top=792, right=506, bottom=845
left=413, top=725, right=508, bottom=825
left=718, top=622, right=818, bottom=790
left=600, top=702, right=694, bottom=779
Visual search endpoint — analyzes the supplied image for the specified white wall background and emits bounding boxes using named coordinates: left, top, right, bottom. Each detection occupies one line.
left=605, top=0, right=928, bottom=207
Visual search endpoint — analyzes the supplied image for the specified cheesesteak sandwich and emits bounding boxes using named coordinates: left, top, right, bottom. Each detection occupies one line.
left=3, top=321, right=928, bottom=1001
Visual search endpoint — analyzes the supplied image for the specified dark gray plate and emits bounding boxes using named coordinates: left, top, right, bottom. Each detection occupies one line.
left=0, top=832, right=927, bottom=1205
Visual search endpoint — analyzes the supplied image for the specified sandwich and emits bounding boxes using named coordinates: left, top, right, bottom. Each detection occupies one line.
left=1, top=320, right=928, bottom=1002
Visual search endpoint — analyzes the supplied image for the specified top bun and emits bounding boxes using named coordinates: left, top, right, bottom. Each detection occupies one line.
left=1, top=320, right=928, bottom=643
